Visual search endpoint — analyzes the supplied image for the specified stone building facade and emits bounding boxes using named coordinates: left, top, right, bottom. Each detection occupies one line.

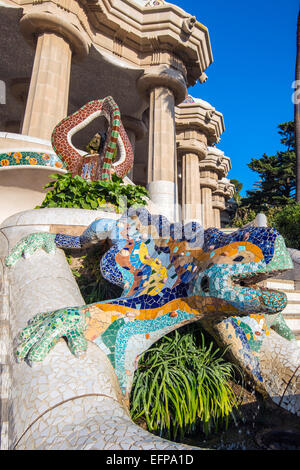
left=0, top=0, right=235, bottom=226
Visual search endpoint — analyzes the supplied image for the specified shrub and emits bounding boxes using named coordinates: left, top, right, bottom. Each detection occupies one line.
left=268, top=202, right=300, bottom=249
left=130, top=324, right=240, bottom=441
left=65, top=244, right=122, bottom=304
left=36, top=172, right=149, bottom=211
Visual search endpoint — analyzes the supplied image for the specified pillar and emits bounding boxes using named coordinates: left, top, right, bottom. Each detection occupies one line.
left=122, top=115, right=147, bottom=181
left=22, top=33, right=72, bottom=141
left=199, top=172, right=218, bottom=229
left=137, top=66, right=187, bottom=221
left=212, top=195, right=225, bottom=228
left=182, top=153, right=202, bottom=223
left=19, top=12, right=89, bottom=141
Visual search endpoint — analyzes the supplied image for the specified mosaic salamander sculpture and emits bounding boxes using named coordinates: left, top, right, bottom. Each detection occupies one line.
left=51, top=96, right=133, bottom=182
left=5, top=208, right=299, bottom=421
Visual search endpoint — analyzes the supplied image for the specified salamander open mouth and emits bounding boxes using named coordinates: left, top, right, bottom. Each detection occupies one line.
left=232, top=269, right=286, bottom=290
left=231, top=268, right=289, bottom=313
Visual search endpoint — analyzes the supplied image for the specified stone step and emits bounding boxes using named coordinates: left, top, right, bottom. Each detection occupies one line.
left=284, top=318, right=300, bottom=331
left=292, top=330, right=300, bottom=341
left=282, top=302, right=300, bottom=314
left=284, top=291, right=300, bottom=301
left=283, top=312, right=300, bottom=319
left=265, top=279, right=295, bottom=291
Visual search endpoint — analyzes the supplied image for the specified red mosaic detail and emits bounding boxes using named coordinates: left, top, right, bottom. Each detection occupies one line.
left=51, top=96, right=133, bottom=182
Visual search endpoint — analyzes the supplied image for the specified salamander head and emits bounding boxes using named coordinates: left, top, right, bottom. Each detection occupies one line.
left=191, top=226, right=293, bottom=316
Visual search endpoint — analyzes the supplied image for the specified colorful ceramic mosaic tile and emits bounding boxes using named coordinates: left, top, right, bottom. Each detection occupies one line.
left=0, top=151, right=66, bottom=170
left=51, top=96, right=133, bottom=182
left=5, top=208, right=295, bottom=397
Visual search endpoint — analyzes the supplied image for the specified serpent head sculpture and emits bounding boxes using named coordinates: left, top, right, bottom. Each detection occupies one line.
left=51, top=96, right=133, bottom=181
left=5, top=208, right=298, bottom=415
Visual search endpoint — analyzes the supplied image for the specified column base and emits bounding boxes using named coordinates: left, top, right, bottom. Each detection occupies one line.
left=147, top=180, right=178, bottom=223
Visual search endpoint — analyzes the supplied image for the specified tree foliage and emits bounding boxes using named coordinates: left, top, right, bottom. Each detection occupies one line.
left=269, top=203, right=300, bottom=250
left=242, top=122, right=296, bottom=213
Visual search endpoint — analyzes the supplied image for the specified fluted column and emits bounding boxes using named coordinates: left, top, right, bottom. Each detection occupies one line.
left=22, top=33, right=72, bottom=140
left=181, top=152, right=202, bottom=224
left=175, top=97, right=225, bottom=227
left=19, top=12, right=89, bottom=141
left=199, top=148, right=232, bottom=229
left=199, top=173, right=218, bottom=229
left=177, top=140, right=206, bottom=225
left=122, top=115, right=147, bottom=181
left=137, top=66, right=187, bottom=221
left=212, top=194, right=225, bottom=228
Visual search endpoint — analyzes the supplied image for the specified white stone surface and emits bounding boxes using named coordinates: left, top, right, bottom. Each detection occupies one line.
left=0, top=208, right=198, bottom=450
left=147, top=180, right=178, bottom=222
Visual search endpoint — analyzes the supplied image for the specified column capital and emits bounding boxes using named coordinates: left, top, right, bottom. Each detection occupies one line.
left=221, top=178, right=235, bottom=200
left=176, top=140, right=207, bottom=160
left=121, top=115, right=147, bottom=141
left=199, top=175, right=218, bottom=191
left=213, top=180, right=228, bottom=197
left=212, top=197, right=226, bottom=211
left=137, top=65, right=187, bottom=105
left=175, top=96, right=225, bottom=146
left=19, top=11, right=90, bottom=61
left=200, top=147, right=231, bottom=178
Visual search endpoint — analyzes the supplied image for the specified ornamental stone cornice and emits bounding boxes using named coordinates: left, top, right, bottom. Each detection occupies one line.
left=14, top=0, right=213, bottom=86
left=175, top=98, right=225, bottom=146
left=19, top=9, right=90, bottom=61
left=176, top=139, right=207, bottom=160
left=222, top=178, right=235, bottom=200
left=213, top=180, right=228, bottom=197
left=203, top=147, right=231, bottom=178
left=199, top=175, right=218, bottom=191
left=136, top=64, right=187, bottom=105
left=212, top=194, right=226, bottom=211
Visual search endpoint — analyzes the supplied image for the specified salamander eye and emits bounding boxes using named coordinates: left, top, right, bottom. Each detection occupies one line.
left=233, top=255, right=244, bottom=262
left=201, top=275, right=210, bottom=292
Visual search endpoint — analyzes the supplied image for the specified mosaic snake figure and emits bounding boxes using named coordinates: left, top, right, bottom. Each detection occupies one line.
left=5, top=208, right=300, bottom=449
left=51, top=96, right=133, bottom=181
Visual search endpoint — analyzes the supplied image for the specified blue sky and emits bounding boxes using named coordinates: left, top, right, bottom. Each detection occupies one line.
left=173, top=0, right=299, bottom=196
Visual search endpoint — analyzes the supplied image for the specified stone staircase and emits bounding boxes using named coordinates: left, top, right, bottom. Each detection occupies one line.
left=265, top=278, right=300, bottom=345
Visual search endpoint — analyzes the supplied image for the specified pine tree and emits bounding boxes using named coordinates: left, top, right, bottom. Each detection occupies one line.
left=241, top=122, right=296, bottom=212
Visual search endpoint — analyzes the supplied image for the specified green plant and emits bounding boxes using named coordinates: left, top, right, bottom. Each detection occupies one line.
left=231, top=205, right=257, bottom=228
left=65, top=244, right=122, bottom=304
left=268, top=202, right=300, bottom=249
left=130, top=324, right=240, bottom=441
left=36, top=172, right=149, bottom=211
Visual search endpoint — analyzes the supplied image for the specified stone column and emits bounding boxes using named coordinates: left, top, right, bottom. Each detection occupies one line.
left=175, top=97, right=225, bottom=227
left=137, top=66, right=187, bottom=221
left=122, top=115, right=147, bottom=181
left=22, top=33, right=72, bottom=141
left=177, top=139, right=206, bottom=225
left=181, top=152, right=202, bottom=224
left=19, top=12, right=89, bottom=141
left=199, top=173, right=218, bottom=229
left=212, top=185, right=226, bottom=229
left=199, top=148, right=231, bottom=229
